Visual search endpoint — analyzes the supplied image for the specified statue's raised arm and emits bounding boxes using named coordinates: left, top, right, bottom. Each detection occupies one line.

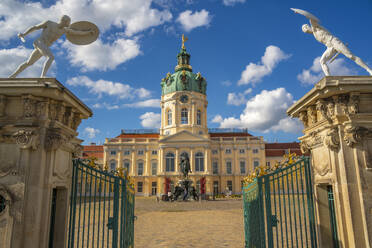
left=291, top=8, right=372, bottom=76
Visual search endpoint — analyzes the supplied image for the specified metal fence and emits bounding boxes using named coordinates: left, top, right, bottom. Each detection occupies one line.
left=243, top=157, right=317, bottom=248
left=67, top=159, right=135, bottom=248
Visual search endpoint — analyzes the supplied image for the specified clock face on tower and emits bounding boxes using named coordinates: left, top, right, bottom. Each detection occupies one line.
left=180, top=95, right=188, bottom=103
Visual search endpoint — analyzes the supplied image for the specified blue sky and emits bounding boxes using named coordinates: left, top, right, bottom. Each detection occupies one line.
left=1, top=0, right=372, bottom=144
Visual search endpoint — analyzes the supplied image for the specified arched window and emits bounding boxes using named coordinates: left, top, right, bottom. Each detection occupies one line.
left=109, top=160, right=116, bottom=172
left=137, top=160, right=144, bottom=176
left=195, top=152, right=204, bottom=172
left=165, top=152, right=175, bottom=172
left=181, top=108, right=188, bottom=124
left=167, top=109, right=172, bottom=126
left=123, top=159, right=130, bottom=173
left=197, top=109, right=201, bottom=125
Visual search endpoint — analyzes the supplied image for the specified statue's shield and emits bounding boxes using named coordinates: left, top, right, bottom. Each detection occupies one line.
left=66, top=21, right=99, bottom=45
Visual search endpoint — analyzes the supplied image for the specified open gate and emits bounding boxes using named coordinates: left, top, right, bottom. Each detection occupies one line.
left=67, top=159, right=135, bottom=248
left=243, top=156, right=317, bottom=248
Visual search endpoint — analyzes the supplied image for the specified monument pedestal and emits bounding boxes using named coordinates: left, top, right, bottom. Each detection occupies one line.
left=0, top=78, right=92, bottom=248
left=288, top=76, right=372, bottom=247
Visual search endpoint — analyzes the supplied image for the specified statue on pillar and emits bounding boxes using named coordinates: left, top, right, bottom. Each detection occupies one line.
left=179, top=153, right=191, bottom=178
left=9, top=15, right=99, bottom=78
left=291, top=8, right=372, bottom=76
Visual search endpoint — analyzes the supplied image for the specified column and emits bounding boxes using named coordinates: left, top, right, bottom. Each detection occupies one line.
left=175, top=148, right=179, bottom=173
left=159, top=147, right=164, bottom=174
left=190, top=149, right=194, bottom=174
left=145, top=148, right=150, bottom=176
left=131, top=147, right=136, bottom=176
left=117, top=148, right=122, bottom=168
left=205, top=146, right=211, bottom=174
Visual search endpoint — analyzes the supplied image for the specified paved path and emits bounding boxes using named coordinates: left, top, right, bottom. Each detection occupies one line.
left=134, top=197, right=245, bottom=248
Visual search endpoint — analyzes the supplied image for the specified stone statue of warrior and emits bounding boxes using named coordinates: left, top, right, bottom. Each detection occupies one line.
left=291, top=8, right=372, bottom=76
left=179, top=153, right=191, bottom=178
left=9, top=15, right=99, bottom=78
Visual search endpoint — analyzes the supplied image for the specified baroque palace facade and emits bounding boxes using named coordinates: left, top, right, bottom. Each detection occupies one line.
left=83, top=38, right=302, bottom=196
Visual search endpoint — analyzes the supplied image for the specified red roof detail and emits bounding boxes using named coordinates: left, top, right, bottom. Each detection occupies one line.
left=83, top=145, right=103, bottom=152
left=265, top=149, right=303, bottom=157
left=265, top=142, right=300, bottom=149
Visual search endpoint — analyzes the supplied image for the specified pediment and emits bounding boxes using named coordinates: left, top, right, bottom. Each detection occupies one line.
left=159, top=130, right=209, bottom=143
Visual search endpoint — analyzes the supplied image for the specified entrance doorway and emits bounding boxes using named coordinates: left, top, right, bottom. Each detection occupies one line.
left=152, top=182, right=157, bottom=195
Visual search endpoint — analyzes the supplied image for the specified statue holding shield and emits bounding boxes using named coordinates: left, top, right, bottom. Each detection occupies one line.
left=9, top=15, right=99, bottom=78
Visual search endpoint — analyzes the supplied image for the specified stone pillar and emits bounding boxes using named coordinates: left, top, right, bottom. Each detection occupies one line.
left=0, top=78, right=91, bottom=248
left=287, top=76, right=372, bottom=248
left=175, top=148, right=179, bottom=173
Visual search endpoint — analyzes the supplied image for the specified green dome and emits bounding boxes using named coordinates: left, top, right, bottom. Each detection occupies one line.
left=161, top=47, right=207, bottom=96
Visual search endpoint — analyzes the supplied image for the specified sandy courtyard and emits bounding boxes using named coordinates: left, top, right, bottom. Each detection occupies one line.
left=134, top=197, right=245, bottom=248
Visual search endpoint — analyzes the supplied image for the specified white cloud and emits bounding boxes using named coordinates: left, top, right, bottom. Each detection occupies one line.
left=222, top=0, right=246, bottom=6
left=297, top=56, right=354, bottom=85
left=0, top=46, right=56, bottom=77
left=66, top=76, right=151, bottom=99
left=221, top=80, right=232, bottom=86
left=140, top=112, right=161, bottom=128
left=238, top=45, right=290, bottom=85
left=84, top=127, right=100, bottom=139
left=211, top=114, right=223, bottom=123
left=214, top=88, right=302, bottom=133
left=123, top=99, right=161, bottom=108
left=62, top=38, right=140, bottom=71
left=227, top=88, right=252, bottom=106
left=177, top=9, right=211, bottom=32
left=0, top=0, right=172, bottom=41
left=92, top=102, right=119, bottom=110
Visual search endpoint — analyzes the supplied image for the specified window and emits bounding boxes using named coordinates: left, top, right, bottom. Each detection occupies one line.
left=138, top=149, right=144, bottom=155
left=165, top=152, right=175, bottom=172
left=151, top=182, right=157, bottom=195
left=197, top=109, right=201, bottom=125
left=167, top=109, right=172, bottom=126
left=110, top=150, right=116, bottom=155
left=240, top=161, right=246, bottom=174
left=137, top=182, right=143, bottom=193
left=110, top=160, right=116, bottom=172
left=212, top=161, right=218, bottom=174
left=123, top=160, right=130, bottom=171
left=225, top=148, right=231, bottom=154
left=253, top=148, right=259, bottom=154
left=152, top=150, right=158, bottom=155
left=266, top=161, right=271, bottom=167
left=195, top=152, right=204, bottom=172
left=212, top=149, right=218, bottom=155
left=124, top=150, right=130, bottom=155
left=151, top=161, right=157, bottom=175
left=226, top=161, right=232, bottom=174
left=227, top=180, right=233, bottom=191
left=181, top=108, right=188, bottom=124
left=239, top=149, right=245, bottom=154
left=137, top=161, right=144, bottom=176
left=254, top=159, right=260, bottom=168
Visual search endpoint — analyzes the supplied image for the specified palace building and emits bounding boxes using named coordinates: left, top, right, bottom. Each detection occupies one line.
left=83, top=37, right=302, bottom=197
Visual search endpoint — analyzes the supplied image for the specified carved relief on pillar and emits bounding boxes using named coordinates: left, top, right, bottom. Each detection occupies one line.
left=71, top=112, right=82, bottom=130
left=307, top=105, right=317, bottom=125
left=56, top=102, right=65, bottom=122
left=316, top=99, right=332, bottom=123
left=0, top=95, right=6, bottom=117
left=72, top=144, right=83, bottom=158
left=63, top=107, right=73, bottom=127
left=35, top=101, right=48, bottom=119
left=324, top=127, right=340, bottom=151
left=343, top=125, right=369, bottom=147
left=48, top=101, right=58, bottom=121
left=312, top=151, right=331, bottom=176
left=13, top=129, right=39, bottom=150
left=300, top=140, right=310, bottom=154
left=45, top=128, right=66, bottom=151
left=299, top=111, right=308, bottom=128
left=347, top=93, right=359, bottom=115
left=22, top=95, right=36, bottom=118
left=0, top=183, right=25, bottom=223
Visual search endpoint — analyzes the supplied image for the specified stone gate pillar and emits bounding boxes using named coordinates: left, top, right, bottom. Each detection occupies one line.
left=0, top=78, right=92, bottom=248
left=287, top=76, right=372, bottom=248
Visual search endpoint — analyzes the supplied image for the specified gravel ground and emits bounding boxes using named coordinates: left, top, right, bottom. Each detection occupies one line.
left=134, top=197, right=245, bottom=248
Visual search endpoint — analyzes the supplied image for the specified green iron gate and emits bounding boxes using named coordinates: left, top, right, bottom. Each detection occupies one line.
left=243, top=156, right=317, bottom=248
left=67, top=159, right=135, bottom=248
